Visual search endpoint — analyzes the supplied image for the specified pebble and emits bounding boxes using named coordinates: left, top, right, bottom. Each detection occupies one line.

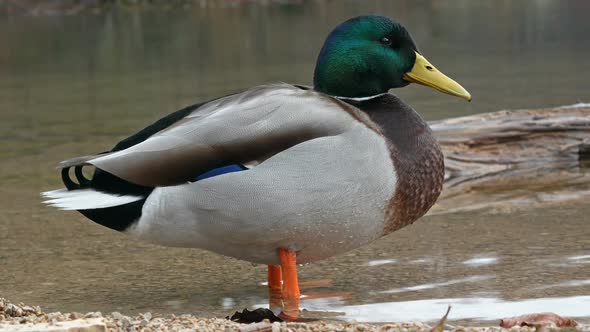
left=111, top=311, right=125, bottom=321
left=141, top=311, right=153, bottom=321
left=121, top=317, right=132, bottom=328
left=69, top=312, right=84, bottom=320
left=84, top=311, right=103, bottom=318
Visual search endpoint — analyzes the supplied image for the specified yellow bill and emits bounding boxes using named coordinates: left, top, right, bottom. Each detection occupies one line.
left=403, top=52, right=471, bottom=101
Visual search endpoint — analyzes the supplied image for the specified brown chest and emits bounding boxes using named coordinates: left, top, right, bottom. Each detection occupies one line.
left=346, top=95, right=445, bottom=235
left=384, top=136, right=444, bottom=234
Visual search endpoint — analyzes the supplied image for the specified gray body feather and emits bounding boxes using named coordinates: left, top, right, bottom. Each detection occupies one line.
left=116, top=84, right=398, bottom=264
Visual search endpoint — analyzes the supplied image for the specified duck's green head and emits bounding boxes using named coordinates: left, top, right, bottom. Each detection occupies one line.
left=313, top=16, right=470, bottom=101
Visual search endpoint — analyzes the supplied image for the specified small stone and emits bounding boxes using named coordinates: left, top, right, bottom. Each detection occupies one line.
left=69, top=312, right=84, bottom=320
left=272, top=321, right=281, bottom=332
left=111, top=311, right=125, bottom=320
left=121, top=316, right=132, bottom=328
left=5, top=304, right=23, bottom=317
left=34, top=306, right=43, bottom=315
left=46, top=312, right=62, bottom=321
left=20, top=306, right=35, bottom=315
left=142, top=312, right=152, bottom=321
left=380, top=323, right=400, bottom=331
left=84, top=311, right=103, bottom=318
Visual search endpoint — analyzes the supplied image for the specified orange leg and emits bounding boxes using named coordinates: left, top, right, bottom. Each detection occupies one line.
left=267, top=265, right=282, bottom=313
left=278, top=248, right=300, bottom=321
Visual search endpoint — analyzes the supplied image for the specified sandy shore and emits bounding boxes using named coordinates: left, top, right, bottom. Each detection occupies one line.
left=0, top=298, right=585, bottom=332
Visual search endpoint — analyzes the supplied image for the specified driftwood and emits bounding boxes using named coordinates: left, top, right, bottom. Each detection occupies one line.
left=429, top=104, right=590, bottom=215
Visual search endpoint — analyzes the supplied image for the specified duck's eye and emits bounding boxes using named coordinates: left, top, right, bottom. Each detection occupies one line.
left=380, top=37, right=392, bottom=46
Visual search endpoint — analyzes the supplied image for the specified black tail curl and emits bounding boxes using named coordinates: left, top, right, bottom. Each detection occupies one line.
left=56, top=93, right=207, bottom=231
left=61, top=165, right=92, bottom=190
left=60, top=164, right=153, bottom=232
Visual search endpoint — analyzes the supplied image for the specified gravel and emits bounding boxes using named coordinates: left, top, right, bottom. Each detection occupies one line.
left=0, top=298, right=586, bottom=332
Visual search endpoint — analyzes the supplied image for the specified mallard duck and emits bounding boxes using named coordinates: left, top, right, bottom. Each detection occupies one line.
left=43, top=16, right=470, bottom=320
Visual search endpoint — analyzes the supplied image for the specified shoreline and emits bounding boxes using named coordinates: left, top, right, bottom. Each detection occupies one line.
left=1, top=298, right=587, bottom=332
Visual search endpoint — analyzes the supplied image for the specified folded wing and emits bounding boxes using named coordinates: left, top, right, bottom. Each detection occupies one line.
left=79, top=84, right=358, bottom=187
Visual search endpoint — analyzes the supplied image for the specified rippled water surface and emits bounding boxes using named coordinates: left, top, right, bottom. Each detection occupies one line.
left=1, top=0, right=589, bottom=324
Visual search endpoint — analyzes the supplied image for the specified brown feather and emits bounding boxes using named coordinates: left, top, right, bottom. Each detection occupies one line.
left=346, top=94, right=444, bottom=234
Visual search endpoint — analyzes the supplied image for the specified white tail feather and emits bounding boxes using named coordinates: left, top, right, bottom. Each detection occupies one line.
left=42, top=188, right=144, bottom=210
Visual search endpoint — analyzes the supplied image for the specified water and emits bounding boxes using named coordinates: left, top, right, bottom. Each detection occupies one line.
left=1, top=0, right=589, bottom=324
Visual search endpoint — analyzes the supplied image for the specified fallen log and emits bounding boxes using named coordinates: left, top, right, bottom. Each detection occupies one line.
left=429, top=103, right=590, bottom=215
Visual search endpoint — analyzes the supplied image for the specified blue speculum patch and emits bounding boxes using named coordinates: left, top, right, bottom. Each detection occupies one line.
left=194, top=164, right=247, bottom=181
